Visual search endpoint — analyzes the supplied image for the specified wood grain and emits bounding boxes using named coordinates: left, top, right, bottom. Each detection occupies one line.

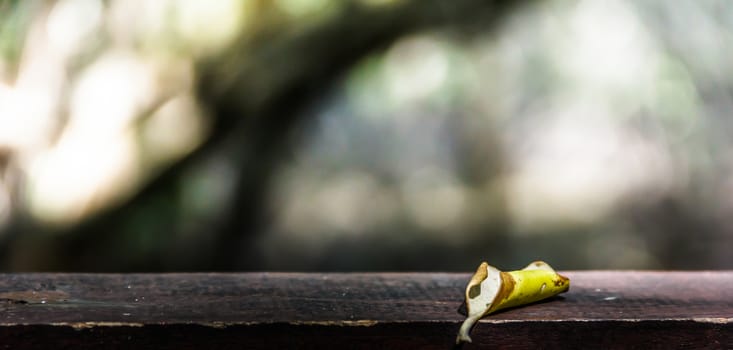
left=0, top=272, right=730, bottom=349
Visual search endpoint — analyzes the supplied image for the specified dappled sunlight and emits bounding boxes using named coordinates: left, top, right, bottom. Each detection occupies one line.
left=265, top=0, right=733, bottom=269
left=19, top=48, right=207, bottom=225
left=1, top=0, right=733, bottom=270
left=26, top=129, right=139, bottom=224
left=564, top=1, right=655, bottom=92
left=70, top=52, right=157, bottom=135
left=384, top=35, right=450, bottom=107
left=174, top=0, right=246, bottom=54
left=141, top=95, right=208, bottom=167
left=46, top=0, right=103, bottom=57
left=0, top=0, right=220, bottom=226
left=0, top=82, right=54, bottom=152
left=504, top=106, right=677, bottom=233
left=108, top=0, right=246, bottom=55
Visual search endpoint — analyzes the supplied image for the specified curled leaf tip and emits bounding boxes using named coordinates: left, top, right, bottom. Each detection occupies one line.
left=456, top=261, right=570, bottom=344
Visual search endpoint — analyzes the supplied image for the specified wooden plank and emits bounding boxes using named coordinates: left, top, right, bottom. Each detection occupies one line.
left=0, top=272, right=730, bottom=349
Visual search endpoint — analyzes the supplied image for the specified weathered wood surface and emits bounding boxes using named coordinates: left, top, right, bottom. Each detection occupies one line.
left=0, top=272, right=731, bottom=349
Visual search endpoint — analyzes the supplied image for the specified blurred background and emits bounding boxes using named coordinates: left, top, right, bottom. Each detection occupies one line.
left=0, top=0, right=732, bottom=272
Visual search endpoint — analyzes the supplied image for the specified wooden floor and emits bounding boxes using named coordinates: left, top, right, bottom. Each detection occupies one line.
left=0, top=271, right=731, bottom=349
